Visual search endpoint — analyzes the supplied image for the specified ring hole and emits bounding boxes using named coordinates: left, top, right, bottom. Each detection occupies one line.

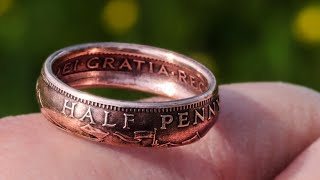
left=82, top=87, right=173, bottom=102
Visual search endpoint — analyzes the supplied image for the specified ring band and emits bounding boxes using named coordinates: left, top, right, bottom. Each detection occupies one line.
left=36, top=42, right=219, bottom=147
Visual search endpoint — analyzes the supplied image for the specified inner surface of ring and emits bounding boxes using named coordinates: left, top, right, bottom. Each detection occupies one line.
left=52, top=48, right=209, bottom=100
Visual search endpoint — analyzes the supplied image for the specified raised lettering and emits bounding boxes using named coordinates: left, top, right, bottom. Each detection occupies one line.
left=80, top=107, right=95, bottom=124
left=199, top=82, right=205, bottom=92
left=102, top=111, right=116, bottom=127
left=178, top=112, right=189, bottom=128
left=61, top=99, right=77, bottom=118
left=123, top=113, right=134, bottom=129
left=87, top=57, right=100, bottom=69
left=149, top=62, right=154, bottom=73
left=55, top=67, right=61, bottom=76
left=157, top=64, right=169, bottom=76
left=194, top=107, right=205, bottom=125
left=178, top=70, right=187, bottom=84
left=103, top=57, right=116, bottom=69
left=119, top=59, right=133, bottom=70
left=74, top=60, right=79, bottom=72
left=133, top=59, right=145, bottom=71
left=190, top=75, right=197, bottom=88
left=62, top=62, right=72, bottom=75
left=160, top=115, right=173, bottom=130
left=215, top=99, right=220, bottom=111
left=208, top=102, right=216, bottom=120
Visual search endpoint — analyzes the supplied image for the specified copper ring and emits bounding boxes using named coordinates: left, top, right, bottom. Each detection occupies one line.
left=36, top=42, right=219, bottom=147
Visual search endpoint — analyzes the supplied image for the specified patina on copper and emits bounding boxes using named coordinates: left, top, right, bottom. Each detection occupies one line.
left=36, top=43, right=219, bottom=147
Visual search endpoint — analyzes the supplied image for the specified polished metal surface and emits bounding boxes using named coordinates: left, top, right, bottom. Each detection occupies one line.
left=36, top=42, right=219, bottom=147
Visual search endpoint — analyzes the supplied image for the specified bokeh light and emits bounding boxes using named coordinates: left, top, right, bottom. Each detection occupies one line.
left=0, top=1, right=320, bottom=117
left=294, top=5, right=320, bottom=43
left=101, top=0, right=139, bottom=35
left=0, top=0, right=13, bottom=16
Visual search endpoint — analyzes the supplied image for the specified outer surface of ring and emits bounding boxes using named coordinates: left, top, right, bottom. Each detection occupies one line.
left=36, top=42, right=220, bottom=147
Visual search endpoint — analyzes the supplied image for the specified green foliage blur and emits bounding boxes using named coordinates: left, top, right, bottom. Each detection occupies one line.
left=0, top=0, right=319, bottom=117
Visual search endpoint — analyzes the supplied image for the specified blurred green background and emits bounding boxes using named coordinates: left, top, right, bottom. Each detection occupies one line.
left=0, top=0, right=320, bottom=117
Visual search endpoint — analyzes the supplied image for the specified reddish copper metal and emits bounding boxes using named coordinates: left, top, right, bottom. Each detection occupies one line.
left=36, top=43, right=219, bottom=147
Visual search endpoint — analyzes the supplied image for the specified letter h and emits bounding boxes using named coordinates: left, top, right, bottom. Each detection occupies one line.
left=61, top=99, right=77, bottom=118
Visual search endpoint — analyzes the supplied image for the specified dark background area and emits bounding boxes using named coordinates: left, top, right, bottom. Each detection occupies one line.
left=0, top=0, right=319, bottom=117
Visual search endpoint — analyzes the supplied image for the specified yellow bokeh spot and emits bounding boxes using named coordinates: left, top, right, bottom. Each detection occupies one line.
left=0, top=0, right=13, bottom=16
left=189, top=52, right=218, bottom=74
left=102, top=0, right=139, bottom=34
left=294, top=5, right=320, bottom=43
